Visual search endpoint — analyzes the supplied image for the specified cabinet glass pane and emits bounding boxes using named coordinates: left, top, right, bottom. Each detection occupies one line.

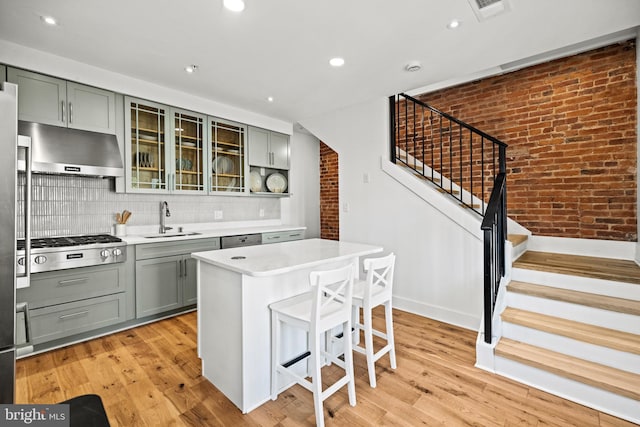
left=211, top=121, right=245, bottom=192
left=175, top=112, right=205, bottom=192
left=130, top=102, right=167, bottom=190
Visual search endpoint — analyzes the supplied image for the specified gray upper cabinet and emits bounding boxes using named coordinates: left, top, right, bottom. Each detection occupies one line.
left=7, top=67, right=116, bottom=134
left=248, top=126, right=289, bottom=170
left=0, top=64, right=6, bottom=83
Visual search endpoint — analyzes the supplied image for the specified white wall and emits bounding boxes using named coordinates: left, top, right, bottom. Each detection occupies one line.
left=281, top=129, right=320, bottom=237
left=0, top=40, right=292, bottom=135
left=300, top=98, right=484, bottom=330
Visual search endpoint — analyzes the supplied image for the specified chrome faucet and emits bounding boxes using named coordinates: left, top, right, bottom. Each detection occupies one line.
left=159, top=201, right=172, bottom=234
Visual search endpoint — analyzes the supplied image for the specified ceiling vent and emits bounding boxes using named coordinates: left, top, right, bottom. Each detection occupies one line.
left=467, top=0, right=510, bottom=21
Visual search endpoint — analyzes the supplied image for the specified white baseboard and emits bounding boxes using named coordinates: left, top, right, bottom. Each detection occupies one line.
left=393, top=296, right=480, bottom=331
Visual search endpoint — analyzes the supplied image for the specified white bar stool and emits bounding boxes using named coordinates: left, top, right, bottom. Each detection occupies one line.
left=352, top=252, right=396, bottom=388
left=269, top=264, right=357, bottom=427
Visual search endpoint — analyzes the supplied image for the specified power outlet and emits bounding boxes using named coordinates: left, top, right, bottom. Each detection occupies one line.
left=259, top=208, right=265, bottom=218
left=214, top=210, right=223, bottom=220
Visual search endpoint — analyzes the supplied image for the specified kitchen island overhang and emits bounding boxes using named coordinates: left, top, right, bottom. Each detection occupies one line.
left=192, top=238, right=383, bottom=413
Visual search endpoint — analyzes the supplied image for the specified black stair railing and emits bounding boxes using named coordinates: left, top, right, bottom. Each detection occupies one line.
left=389, top=93, right=508, bottom=344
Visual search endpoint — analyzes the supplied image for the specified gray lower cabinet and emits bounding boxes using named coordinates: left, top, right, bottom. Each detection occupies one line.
left=134, top=237, right=220, bottom=318
left=30, top=294, right=126, bottom=345
left=17, top=262, right=130, bottom=345
left=183, top=257, right=199, bottom=306
left=261, top=229, right=305, bottom=244
left=136, top=255, right=183, bottom=317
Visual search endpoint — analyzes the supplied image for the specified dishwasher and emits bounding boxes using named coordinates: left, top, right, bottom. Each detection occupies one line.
left=220, top=233, right=262, bottom=249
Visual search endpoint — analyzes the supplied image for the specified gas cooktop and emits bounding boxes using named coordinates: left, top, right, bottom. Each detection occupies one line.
left=16, top=234, right=127, bottom=274
left=17, top=234, right=122, bottom=250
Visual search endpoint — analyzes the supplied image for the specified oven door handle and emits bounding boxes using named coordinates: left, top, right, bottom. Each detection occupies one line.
left=17, top=135, right=32, bottom=289
left=16, top=302, right=33, bottom=357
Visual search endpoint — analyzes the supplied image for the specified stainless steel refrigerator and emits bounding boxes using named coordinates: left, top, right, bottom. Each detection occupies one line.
left=0, top=82, right=32, bottom=404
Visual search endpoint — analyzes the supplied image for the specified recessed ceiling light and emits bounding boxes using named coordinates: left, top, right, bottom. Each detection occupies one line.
left=329, top=57, right=345, bottom=67
left=447, top=19, right=461, bottom=29
left=185, top=65, right=198, bottom=73
left=223, top=0, right=245, bottom=12
left=266, top=96, right=274, bottom=103
left=41, top=15, right=57, bottom=25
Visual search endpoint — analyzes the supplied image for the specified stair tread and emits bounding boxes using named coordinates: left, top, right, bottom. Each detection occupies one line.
left=496, top=338, right=640, bottom=401
left=501, top=307, right=640, bottom=355
left=508, top=281, right=640, bottom=316
left=513, top=251, right=640, bottom=285
left=507, top=234, right=528, bottom=246
left=437, top=187, right=461, bottom=195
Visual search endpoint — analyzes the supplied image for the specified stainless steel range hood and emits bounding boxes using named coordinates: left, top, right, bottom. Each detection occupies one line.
left=18, top=121, right=124, bottom=177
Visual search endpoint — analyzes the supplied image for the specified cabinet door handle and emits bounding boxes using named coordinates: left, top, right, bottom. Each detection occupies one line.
left=59, top=310, right=89, bottom=320
left=58, top=277, right=89, bottom=286
left=61, top=101, right=66, bottom=123
left=184, top=260, right=188, bottom=278
left=179, top=259, right=183, bottom=277
left=69, top=102, right=73, bottom=124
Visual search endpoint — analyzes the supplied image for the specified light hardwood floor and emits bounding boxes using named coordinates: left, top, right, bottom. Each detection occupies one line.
left=16, top=309, right=637, bottom=426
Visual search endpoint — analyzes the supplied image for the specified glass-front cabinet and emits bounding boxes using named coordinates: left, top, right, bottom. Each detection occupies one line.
left=124, top=97, right=250, bottom=194
left=209, top=118, right=246, bottom=193
left=173, top=109, right=206, bottom=194
left=125, top=98, right=171, bottom=192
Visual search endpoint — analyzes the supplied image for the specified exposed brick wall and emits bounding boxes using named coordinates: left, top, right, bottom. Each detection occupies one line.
left=320, top=141, right=339, bottom=240
left=416, top=40, right=637, bottom=241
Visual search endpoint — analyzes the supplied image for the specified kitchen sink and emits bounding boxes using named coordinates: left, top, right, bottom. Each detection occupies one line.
left=144, top=232, right=202, bottom=239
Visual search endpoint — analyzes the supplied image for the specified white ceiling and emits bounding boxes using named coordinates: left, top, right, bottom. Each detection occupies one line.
left=0, top=0, right=638, bottom=125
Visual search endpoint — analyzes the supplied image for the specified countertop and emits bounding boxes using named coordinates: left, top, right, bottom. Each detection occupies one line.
left=119, top=223, right=306, bottom=245
left=191, top=238, right=383, bottom=277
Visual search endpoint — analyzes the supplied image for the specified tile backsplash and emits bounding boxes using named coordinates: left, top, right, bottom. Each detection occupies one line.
left=17, top=174, right=280, bottom=238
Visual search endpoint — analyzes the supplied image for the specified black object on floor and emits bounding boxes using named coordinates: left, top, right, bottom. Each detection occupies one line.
left=58, top=394, right=110, bottom=427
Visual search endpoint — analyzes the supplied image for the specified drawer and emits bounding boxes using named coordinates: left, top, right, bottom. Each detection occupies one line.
left=30, top=293, right=126, bottom=345
left=220, top=233, right=262, bottom=249
left=262, top=230, right=305, bottom=244
left=17, top=263, right=126, bottom=309
left=136, top=237, right=220, bottom=260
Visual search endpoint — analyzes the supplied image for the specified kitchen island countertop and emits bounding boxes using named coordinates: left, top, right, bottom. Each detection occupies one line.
left=191, top=238, right=382, bottom=277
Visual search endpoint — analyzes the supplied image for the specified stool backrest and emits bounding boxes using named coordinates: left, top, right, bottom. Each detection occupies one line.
left=309, top=264, right=354, bottom=332
left=362, top=253, right=396, bottom=306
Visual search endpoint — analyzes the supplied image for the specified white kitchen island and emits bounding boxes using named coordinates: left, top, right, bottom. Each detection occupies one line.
left=192, top=238, right=383, bottom=413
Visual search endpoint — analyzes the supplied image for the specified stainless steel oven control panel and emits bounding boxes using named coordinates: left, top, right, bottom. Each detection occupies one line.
left=16, top=245, right=127, bottom=274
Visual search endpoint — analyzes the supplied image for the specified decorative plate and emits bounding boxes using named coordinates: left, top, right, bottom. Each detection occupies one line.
left=249, top=171, right=263, bottom=192
left=213, top=156, right=233, bottom=174
left=266, top=172, right=287, bottom=193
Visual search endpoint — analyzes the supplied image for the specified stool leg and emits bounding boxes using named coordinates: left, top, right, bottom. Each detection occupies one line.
left=351, top=305, right=360, bottom=346
left=385, top=301, right=397, bottom=369
left=270, top=311, right=279, bottom=400
left=343, top=320, right=357, bottom=406
left=310, top=331, right=325, bottom=427
left=363, top=306, right=376, bottom=388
